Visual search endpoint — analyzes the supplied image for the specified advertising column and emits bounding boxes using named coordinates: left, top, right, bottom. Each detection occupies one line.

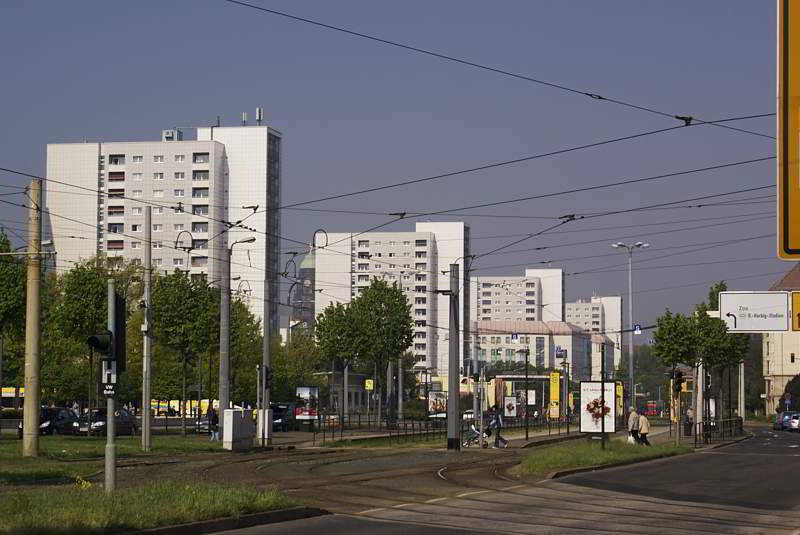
left=549, top=372, right=560, bottom=419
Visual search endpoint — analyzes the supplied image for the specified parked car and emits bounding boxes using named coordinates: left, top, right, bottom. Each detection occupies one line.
left=17, top=407, right=79, bottom=439
left=271, top=403, right=296, bottom=432
left=779, top=411, right=799, bottom=431
left=790, top=414, right=800, bottom=432
left=72, top=408, right=137, bottom=436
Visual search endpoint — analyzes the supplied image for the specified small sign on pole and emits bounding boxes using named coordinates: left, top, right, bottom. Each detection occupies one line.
left=365, top=379, right=374, bottom=391
left=634, top=324, right=642, bottom=335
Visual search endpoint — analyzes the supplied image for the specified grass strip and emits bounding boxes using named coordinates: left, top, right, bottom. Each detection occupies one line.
left=0, top=480, right=294, bottom=535
left=0, top=435, right=222, bottom=461
left=520, top=439, right=691, bottom=476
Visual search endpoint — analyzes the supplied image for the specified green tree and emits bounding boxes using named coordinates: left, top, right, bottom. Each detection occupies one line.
left=229, top=297, right=263, bottom=405
left=0, top=230, right=26, bottom=404
left=352, top=279, right=413, bottom=420
left=784, top=374, right=800, bottom=411
left=151, top=271, right=218, bottom=435
left=652, top=309, right=697, bottom=369
left=272, top=329, right=324, bottom=403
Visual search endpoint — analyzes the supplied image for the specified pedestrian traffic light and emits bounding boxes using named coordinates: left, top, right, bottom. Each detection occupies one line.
left=672, top=370, right=684, bottom=394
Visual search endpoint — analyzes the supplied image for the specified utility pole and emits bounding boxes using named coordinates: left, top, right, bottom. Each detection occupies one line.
left=600, top=342, right=606, bottom=449
left=22, top=179, right=41, bottom=457
left=261, top=277, right=272, bottom=446
left=219, top=247, right=231, bottom=437
left=738, top=360, right=745, bottom=424
left=141, top=206, right=152, bottom=452
left=397, top=358, right=403, bottom=420
left=445, top=263, right=460, bottom=451
left=525, top=347, right=530, bottom=441
left=105, top=279, right=117, bottom=494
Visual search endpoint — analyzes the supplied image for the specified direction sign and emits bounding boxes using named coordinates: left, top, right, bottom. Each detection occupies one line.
left=634, top=324, right=642, bottom=335
left=778, top=0, right=800, bottom=259
left=719, top=292, right=790, bottom=332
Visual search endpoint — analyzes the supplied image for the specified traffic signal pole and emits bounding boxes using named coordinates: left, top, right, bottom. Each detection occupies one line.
left=22, top=179, right=41, bottom=457
left=141, top=206, right=152, bottom=452
left=446, top=264, right=460, bottom=451
left=105, top=278, right=116, bottom=494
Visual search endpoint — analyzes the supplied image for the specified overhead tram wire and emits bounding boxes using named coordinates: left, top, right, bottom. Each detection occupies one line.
left=277, top=119, right=774, bottom=210
left=221, top=0, right=772, bottom=140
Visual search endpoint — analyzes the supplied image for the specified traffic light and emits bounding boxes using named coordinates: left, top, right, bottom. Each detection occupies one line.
left=87, top=330, right=113, bottom=357
left=672, top=370, right=684, bottom=394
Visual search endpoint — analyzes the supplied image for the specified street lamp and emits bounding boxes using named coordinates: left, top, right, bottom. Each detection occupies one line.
left=611, top=241, right=649, bottom=413
left=516, top=347, right=531, bottom=441
left=174, top=230, right=195, bottom=274
left=219, top=236, right=255, bottom=435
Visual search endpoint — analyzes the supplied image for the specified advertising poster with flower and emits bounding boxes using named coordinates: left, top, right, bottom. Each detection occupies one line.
left=579, top=382, right=616, bottom=433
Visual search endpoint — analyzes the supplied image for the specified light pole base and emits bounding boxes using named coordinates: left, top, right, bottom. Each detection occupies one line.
left=447, top=438, right=461, bottom=451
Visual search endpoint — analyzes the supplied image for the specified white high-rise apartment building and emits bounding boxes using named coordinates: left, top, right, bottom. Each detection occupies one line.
left=565, top=296, right=623, bottom=370
left=313, top=222, right=470, bottom=379
left=44, top=122, right=281, bottom=330
left=472, top=269, right=564, bottom=324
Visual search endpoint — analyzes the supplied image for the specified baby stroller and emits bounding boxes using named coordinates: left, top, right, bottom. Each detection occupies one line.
left=462, top=423, right=490, bottom=448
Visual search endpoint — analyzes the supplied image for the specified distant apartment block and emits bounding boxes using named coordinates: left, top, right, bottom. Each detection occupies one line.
left=565, top=296, right=623, bottom=371
left=44, top=120, right=281, bottom=330
left=313, top=222, right=470, bottom=379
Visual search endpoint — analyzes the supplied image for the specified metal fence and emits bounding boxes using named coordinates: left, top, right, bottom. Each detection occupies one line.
left=692, top=418, right=744, bottom=447
left=313, top=413, right=579, bottom=446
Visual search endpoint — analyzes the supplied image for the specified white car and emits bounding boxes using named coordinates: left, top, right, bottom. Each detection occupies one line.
left=790, top=414, right=800, bottom=432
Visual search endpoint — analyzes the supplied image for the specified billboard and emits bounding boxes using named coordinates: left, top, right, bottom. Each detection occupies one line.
left=295, top=387, right=319, bottom=420
left=428, top=391, right=447, bottom=415
left=504, top=396, right=518, bottom=418
left=579, top=382, right=616, bottom=434
left=719, top=291, right=789, bottom=332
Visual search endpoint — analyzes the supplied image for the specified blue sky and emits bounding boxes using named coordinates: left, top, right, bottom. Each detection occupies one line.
left=0, top=1, right=782, bottom=326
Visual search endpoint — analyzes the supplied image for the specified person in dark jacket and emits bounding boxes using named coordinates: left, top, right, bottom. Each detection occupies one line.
left=490, top=405, right=508, bottom=448
left=209, top=408, right=219, bottom=441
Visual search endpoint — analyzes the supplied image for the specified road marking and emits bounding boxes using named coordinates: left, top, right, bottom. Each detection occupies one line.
left=393, top=503, right=413, bottom=508
left=436, top=466, right=448, bottom=481
left=356, top=507, right=386, bottom=515
left=456, top=490, right=490, bottom=498
left=502, top=484, right=527, bottom=490
left=425, top=497, right=448, bottom=503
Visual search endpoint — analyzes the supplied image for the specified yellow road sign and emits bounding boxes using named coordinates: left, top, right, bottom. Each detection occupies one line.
left=793, top=292, right=800, bottom=330
left=778, top=0, right=800, bottom=259
left=365, top=379, right=374, bottom=391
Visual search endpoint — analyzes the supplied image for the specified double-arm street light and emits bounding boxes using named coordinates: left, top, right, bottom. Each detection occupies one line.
left=611, top=241, right=649, bottom=413
left=219, top=236, right=255, bottom=435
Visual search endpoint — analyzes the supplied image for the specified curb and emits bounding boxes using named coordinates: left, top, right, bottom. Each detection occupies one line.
left=546, top=450, right=690, bottom=480
left=129, top=506, right=329, bottom=534
left=520, top=433, right=587, bottom=449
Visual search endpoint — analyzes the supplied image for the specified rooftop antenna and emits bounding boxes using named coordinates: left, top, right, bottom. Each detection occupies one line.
left=216, top=115, right=221, bottom=127
left=241, top=112, right=247, bottom=126
left=256, top=107, right=263, bottom=126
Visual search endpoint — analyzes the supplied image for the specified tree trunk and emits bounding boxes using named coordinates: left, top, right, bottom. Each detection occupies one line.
left=181, top=359, right=187, bottom=437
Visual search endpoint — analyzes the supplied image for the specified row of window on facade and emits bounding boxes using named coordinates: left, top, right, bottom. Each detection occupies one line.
left=107, top=170, right=209, bottom=182
left=482, top=282, right=536, bottom=289
left=354, top=239, right=428, bottom=248
left=481, top=335, right=542, bottom=344
left=107, top=153, right=209, bottom=165
left=108, top=237, right=207, bottom=249
left=480, top=317, right=538, bottom=322
left=481, top=308, right=538, bottom=315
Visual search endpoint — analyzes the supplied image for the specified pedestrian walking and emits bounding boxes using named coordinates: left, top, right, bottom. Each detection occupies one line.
left=209, top=408, right=219, bottom=441
left=628, top=406, right=640, bottom=444
left=638, top=413, right=651, bottom=446
left=490, top=405, right=508, bottom=448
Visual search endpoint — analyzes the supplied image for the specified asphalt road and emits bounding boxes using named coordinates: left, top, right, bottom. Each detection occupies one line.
left=563, top=426, right=800, bottom=510
left=116, top=426, right=800, bottom=534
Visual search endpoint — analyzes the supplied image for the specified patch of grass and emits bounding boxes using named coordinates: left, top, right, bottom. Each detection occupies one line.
left=0, top=480, right=294, bottom=535
left=520, top=439, right=691, bottom=476
left=0, top=463, right=97, bottom=486
left=0, top=434, right=222, bottom=461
